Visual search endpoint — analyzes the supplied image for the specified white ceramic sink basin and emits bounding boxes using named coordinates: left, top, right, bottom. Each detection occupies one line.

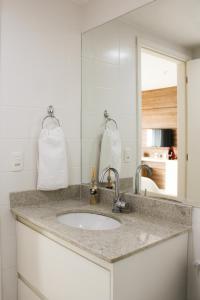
left=57, top=212, right=121, bottom=230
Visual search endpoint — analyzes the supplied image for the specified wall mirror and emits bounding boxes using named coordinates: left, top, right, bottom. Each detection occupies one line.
left=81, top=0, right=200, bottom=203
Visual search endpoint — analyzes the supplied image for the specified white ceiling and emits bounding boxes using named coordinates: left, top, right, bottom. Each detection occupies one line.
left=119, top=0, right=200, bottom=50
left=142, top=50, right=177, bottom=90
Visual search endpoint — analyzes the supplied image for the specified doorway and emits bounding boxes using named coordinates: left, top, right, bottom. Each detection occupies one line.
left=139, top=48, right=186, bottom=199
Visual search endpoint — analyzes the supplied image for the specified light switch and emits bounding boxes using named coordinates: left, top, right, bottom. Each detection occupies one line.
left=11, top=152, right=24, bottom=172
left=124, top=147, right=131, bottom=163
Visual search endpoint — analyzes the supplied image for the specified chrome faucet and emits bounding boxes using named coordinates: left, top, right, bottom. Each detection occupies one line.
left=100, top=167, right=127, bottom=213
left=135, top=164, right=152, bottom=194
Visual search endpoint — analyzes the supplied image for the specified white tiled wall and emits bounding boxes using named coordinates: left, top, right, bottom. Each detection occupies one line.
left=0, top=0, right=82, bottom=298
left=82, top=20, right=137, bottom=182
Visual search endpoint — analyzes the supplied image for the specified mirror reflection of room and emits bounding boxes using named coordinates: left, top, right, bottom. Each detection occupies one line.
left=141, top=49, right=178, bottom=197
left=81, top=0, right=195, bottom=201
left=81, top=20, right=137, bottom=191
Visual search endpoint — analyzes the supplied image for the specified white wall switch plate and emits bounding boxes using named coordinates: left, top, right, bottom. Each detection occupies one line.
left=11, top=152, right=24, bottom=172
left=124, top=147, right=131, bottom=163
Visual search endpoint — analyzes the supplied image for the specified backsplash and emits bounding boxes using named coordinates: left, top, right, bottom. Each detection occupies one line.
left=81, top=185, right=192, bottom=226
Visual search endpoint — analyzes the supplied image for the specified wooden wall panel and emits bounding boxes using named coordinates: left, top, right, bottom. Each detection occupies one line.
left=142, top=86, right=177, bottom=129
left=142, top=86, right=177, bottom=110
left=142, top=107, right=177, bottom=129
left=141, top=86, right=178, bottom=190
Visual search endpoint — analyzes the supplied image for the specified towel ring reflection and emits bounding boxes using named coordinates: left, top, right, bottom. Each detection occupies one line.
left=104, top=110, right=118, bottom=129
left=42, top=105, right=61, bottom=128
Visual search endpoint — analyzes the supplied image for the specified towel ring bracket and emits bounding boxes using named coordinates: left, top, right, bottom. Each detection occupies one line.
left=104, top=110, right=118, bottom=129
left=42, top=105, right=61, bottom=128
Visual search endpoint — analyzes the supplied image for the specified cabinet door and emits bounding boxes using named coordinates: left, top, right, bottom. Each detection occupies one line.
left=187, top=59, right=200, bottom=205
left=113, top=233, right=188, bottom=300
left=18, top=279, right=41, bottom=300
left=17, top=222, right=110, bottom=300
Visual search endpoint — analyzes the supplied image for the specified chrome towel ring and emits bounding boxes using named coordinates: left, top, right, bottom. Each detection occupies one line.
left=42, top=105, right=61, bottom=128
left=104, top=110, right=118, bottom=129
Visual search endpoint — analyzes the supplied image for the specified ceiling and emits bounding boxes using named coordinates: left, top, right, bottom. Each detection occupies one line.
left=141, top=50, right=177, bottom=90
left=119, top=0, right=200, bottom=50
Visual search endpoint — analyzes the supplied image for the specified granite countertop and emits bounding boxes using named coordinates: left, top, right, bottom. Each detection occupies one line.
left=11, top=191, right=191, bottom=263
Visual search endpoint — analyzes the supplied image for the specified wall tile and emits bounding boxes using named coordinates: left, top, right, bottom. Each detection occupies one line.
left=1, top=235, right=17, bottom=270
left=66, top=139, right=81, bottom=168
left=2, top=267, right=17, bottom=300
left=82, top=20, right=120, bottom=64
left=0, top=140, right=37, bottom=172
left=0, top=206, right=16, bottom=239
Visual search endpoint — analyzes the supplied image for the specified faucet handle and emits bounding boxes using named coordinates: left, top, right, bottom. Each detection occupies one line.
left=114, top=198, right=130, bottom=213
left=116, top=198, right=126, bottom=208
left=121, top=201, right=130, bottom=213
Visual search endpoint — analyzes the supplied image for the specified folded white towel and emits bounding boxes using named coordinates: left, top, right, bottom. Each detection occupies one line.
left=99, top=127, right=122, bottom=181
left=37, top=127, right=68, bottom=191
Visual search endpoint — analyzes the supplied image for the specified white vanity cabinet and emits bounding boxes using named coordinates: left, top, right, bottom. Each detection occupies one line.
left=17, top=222, right=110, bottom=300
left=17, top=221, right=188, bottom=300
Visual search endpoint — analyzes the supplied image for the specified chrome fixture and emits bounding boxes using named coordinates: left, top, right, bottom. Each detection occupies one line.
left=100, top=167, right=128, bottom=213
left=42, top=105, right=61, bottom=128
left=104, top=110, right=118, bottom=129
left=135, top=164, right=153, bottom=194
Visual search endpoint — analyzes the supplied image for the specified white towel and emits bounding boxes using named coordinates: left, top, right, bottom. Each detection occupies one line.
left=37, top=127, right=68, bottom=191
left=99, top=127, right=121, bottom=181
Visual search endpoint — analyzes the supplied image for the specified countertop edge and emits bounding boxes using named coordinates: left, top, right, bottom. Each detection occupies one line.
left=12, top=209, right=191, bottom=264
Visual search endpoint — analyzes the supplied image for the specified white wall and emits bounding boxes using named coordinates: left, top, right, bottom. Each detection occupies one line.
left=0, top=0, right=82, bottom=299
left=187, top=59, right=200, bottom=206
left=82, top=0, right=156, bottom=31
left=192, top=47, right=200, bottom=59
left=82, top=20, right=137, bottom=182
left=186, top=58, right=200, bottom=300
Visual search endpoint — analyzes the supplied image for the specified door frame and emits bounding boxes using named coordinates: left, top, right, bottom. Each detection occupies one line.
left=136, top=38, right=190, bottom=202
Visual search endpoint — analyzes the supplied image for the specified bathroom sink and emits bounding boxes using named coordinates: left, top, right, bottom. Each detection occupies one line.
left=57, top=212, right=121, bottom=230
